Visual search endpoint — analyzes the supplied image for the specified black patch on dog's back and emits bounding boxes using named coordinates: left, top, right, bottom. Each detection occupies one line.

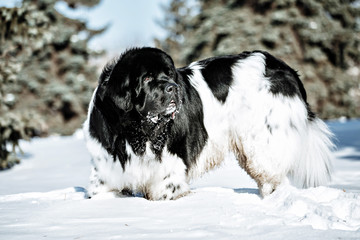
left=259, top=51, right=306, bottom=99
left=198, top=56, right=238, bottom=103
left=259, top=51, right=316, bottom=121
left=198, top=52, right=254, bottom=103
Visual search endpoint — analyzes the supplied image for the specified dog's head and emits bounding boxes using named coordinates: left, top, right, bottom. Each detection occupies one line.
left=96, top=47, right=181, bottom=124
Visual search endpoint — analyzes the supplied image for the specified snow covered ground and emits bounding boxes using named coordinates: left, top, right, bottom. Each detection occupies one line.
left=0, top=120, right=359, bottom=239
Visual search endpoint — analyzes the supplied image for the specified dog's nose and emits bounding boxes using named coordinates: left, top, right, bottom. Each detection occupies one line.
left=165, top=83, right=178, bottom=94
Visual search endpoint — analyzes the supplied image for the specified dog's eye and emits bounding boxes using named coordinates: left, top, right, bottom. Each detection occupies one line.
left=143, top=76, right=153, bottom=83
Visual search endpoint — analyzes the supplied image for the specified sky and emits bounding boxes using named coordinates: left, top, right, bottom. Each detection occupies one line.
left=1, top=0, right=170, bottom=54
left=55, top=0, right=170, bottom=53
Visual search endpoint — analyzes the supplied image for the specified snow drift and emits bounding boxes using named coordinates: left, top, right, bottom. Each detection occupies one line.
left=0, top=121, right=359, bottom=239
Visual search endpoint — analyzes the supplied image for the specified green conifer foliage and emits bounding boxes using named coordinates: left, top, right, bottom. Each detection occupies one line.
left=0, top=0, right=103, bottom=169
left=157, top=0, right=360, bottom=119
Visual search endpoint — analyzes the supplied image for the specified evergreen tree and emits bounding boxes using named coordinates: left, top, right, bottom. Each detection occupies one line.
left=157, top=0, right=360, bottom=119
left=0, top=0, right=104, bottom=169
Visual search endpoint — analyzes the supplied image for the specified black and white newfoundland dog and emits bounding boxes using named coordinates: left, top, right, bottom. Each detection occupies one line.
left=83, top=47, right=334, bottom=200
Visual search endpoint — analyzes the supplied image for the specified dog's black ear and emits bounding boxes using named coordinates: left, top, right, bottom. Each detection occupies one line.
left=109, top=65, right=134, bottom=112
left=95, top=80, right=133, bottom=115
left=96, top=58, right=115, bottom=102
left=96, top=62, right=134, bottom=113
left=96, top=80, right=108, bottom=101
left=111, top=89, right=133, bottom=113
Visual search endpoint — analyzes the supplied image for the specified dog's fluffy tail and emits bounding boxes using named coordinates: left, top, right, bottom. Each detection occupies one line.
left=289, top=118, right=335, bottom=188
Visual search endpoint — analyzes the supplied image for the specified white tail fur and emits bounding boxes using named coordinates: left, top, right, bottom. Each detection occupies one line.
left=289, top=118, right=335, bottom=188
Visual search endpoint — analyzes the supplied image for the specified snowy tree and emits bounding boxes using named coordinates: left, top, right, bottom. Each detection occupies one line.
left=0, top=0, right=104, bottom=169
left=157, top=0, right=360, bottom=119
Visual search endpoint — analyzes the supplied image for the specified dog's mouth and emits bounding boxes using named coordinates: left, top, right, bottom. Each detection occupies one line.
left=165, top=100, right=177, bottom=115
left=147, top=99, right=179, bottom=124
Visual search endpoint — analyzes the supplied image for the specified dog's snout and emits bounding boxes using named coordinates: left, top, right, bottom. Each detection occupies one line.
left=165, top=83, right=178, bottom=94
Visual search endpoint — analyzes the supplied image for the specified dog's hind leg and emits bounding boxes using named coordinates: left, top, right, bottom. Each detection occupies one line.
left=230, top=136, right=284, bottom=197
left=230, top=96, right=318, bottom=197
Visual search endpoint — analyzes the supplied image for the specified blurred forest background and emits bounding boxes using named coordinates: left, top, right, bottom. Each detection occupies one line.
left=1, top=0, right=360, bottom=169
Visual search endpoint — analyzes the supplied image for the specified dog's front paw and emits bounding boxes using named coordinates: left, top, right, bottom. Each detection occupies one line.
left=145, top=177, right=190, bottom=201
